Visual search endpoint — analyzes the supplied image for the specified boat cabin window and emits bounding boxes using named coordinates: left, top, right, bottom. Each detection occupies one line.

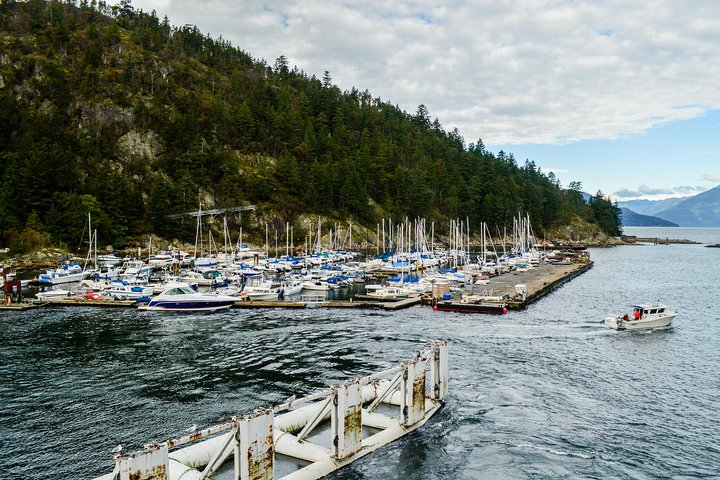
left=658, top=308, right=664, bottom=313
left=650, top=309, right=657, bottom=314
left=167, top=288, right=184, bottom=295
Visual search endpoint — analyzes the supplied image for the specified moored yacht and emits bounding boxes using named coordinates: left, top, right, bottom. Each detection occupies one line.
left=38, top=261, right=88, bottom=285
left=138, top=283, right=237, bottom=312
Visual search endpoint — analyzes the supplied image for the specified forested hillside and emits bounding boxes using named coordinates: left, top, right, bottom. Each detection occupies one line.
left=0, top=0, right=621, bottom=252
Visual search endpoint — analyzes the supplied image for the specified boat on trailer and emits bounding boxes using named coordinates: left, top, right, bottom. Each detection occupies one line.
left=604, top=302, right=677, bottom=330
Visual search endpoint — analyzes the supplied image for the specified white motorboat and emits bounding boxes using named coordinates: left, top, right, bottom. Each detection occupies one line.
left=35, top=287, right=72, bottom=301
left=301, top=279, right=331, bottom=291
left=119, top=260, right=152, bottom=281
left=279, top=277, right=303, bottom=297
left=604, top=302, right=677, bottom=330
left=181, top=270, right=226, bottom=287
left=239, top=286, right=279, bottom=301
left=38, top=261, right=88, bottom=285
left=104, top=281, right=154, bottom=301
left=366, top=286, right=419, bottom=300
left=138, top=283, right=237, bottom=312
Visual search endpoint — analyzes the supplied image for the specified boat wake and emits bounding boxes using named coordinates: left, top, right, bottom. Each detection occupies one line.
left=503, top=440, right=594, bottom=460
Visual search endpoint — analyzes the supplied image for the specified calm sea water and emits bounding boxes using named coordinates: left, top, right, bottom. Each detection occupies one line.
left=1, top=229, right=719, bottom=479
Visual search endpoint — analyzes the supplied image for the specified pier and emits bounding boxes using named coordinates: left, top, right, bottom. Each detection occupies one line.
left=93, top=341, right=449, bottom=480
left=493, top=261, right=594, bottom=310
left=425, top=259, right=593, bottom=313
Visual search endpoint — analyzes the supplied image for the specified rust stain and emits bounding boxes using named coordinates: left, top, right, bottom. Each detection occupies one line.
left=246, top=424, right=274, bottom=480
left=189, top=432, right=202, bottom=442
left=127, top=463, right=167, bottom=480
left=342, top=405, right=362, bottom=456
left=412, top=371, right=426, bottom=416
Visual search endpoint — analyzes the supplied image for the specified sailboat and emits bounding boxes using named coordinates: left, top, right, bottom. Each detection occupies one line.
left=38, top=214, right=94, bottom=285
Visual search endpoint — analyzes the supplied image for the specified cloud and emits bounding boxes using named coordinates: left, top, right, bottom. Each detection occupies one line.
left=700, top=173, right=720, bottom=182
left=612, top=184, right=708, bottom=199
left=131, top=0, right=720, bottom=146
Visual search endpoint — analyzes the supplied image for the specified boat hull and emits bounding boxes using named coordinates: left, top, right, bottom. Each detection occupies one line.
left=139, top=300, right=236, bottom=312
left=433, top=300, right=506, bottom=314
left=38, top=271, right=88, bottom=285
left=239, top=293, right=278, bottom=301
left=604, top=314, right=676, bottom=330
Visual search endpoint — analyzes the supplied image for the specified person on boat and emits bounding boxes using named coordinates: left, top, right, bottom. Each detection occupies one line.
left=634, top=309, right=641, bottom=320
left=622, top=313, right=629, bottom=321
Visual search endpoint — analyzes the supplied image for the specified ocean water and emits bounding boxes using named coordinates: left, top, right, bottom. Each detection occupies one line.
left=1, top=231, right=719, bottom=479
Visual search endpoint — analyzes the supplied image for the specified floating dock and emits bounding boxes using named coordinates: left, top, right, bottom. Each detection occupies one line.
left=93, top=341, right=449, bottom=480
left=0, top=301, right=44, bottom=311
left=233, top=300, right=306, bottom=308
left=29, top=298, right=136, bottom=308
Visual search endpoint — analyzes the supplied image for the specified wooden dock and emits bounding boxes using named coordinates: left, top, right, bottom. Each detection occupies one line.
left=0, top=302, right=44, bottom=311
left=35, top=298, right=137, bottom=308
left=232, top=300, right=306, bottom=308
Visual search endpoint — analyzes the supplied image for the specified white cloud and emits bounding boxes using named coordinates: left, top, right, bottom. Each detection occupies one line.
left=700, top=173, right=720, bottom=182
left=131, top=0, right=720, bottom=145
left=612, top=184, right=710, bottom=200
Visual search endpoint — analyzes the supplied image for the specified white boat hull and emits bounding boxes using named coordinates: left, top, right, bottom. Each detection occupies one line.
left=604, top=313, right=676, bottom=330
left=239, top=292, right=279, bottom=301
left=39, top=271, right=88, bottom=285
left=301, top=282, right=329, bottom=291
left=35, top=290, right=72, bottom=301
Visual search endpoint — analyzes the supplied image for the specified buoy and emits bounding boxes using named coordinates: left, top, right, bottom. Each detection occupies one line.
left=433, top=305, right=438, bottom=311
left=502, top=307, right=508, bottom=314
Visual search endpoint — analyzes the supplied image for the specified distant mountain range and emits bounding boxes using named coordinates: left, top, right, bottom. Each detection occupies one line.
left=617, top=197, right=684, bottom=216
left=617, top=185, right=720, bottom=227
left=619, top=208, right=679, bottom=227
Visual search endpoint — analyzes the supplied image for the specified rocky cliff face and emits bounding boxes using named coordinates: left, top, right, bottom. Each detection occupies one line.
left=546, top=218, right=620, bottom=245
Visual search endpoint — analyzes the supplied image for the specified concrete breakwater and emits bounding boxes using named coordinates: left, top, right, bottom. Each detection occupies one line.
left=622, top=235, right=700, bottom=245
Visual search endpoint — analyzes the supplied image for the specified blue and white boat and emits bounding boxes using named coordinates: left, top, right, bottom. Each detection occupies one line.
left=104, top=280, right=154, bottom=301
left=138, top=283, right=237, bottom=312
left=38, top=261, right=88, bottom=285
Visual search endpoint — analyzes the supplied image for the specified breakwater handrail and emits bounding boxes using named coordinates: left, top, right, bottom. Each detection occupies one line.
left=93, top=340, right=449, bottom=480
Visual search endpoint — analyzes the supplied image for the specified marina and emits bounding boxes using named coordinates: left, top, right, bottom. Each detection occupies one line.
left=7, top=259, right=593, bottom=313
left=2, top=2, right=718, bottom=478
left=1, top=229, right=719, bottom=479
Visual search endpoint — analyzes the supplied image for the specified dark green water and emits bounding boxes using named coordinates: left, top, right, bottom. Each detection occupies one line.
left=1, top=238, right=719, bottom=478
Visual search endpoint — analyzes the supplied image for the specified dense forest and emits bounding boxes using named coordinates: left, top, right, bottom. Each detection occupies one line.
left=0, top=0, right=621, bottom=253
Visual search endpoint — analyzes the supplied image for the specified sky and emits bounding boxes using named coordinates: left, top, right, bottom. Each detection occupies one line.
left=130, top=0, right=720, bottom=202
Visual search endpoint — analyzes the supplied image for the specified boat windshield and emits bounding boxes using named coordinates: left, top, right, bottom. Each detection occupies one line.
left=166, top=286, right=195, bottom=295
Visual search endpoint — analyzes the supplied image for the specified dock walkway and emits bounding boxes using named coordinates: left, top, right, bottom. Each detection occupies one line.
left=497, top=261, right=593, bottom=310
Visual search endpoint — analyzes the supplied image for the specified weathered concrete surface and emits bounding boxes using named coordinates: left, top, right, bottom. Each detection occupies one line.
left=486, top=261, right=593, bottom=310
